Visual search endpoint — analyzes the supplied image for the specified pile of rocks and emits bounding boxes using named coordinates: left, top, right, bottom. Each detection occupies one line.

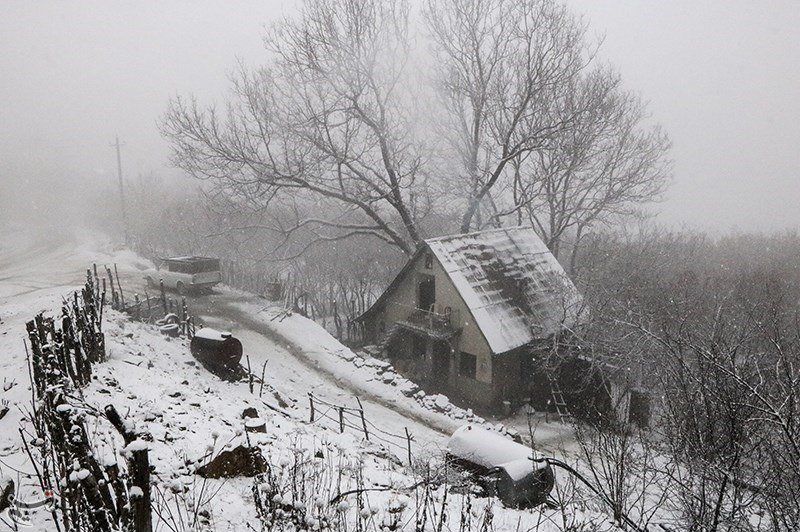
left=327, top=345, right=521, bottom=441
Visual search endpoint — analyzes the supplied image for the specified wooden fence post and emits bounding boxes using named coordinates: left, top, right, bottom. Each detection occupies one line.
left=338, top=407, right=345, bottom=433
left=246, top=355, right=253, bottom=394
left=105, top=405, right=152, bottom=532
left=309, top=393, right=315, bottom=422
left=405, top=427, right=412, bottom=466
left=181, top=297, right=188, bottom=334
left=356, top=397, right=369, bottom=441
left=259, top=360, right=268, bottom=398
left=159, top=280, right=166, bottom=314
left=114, top=264, right=125, bottom=310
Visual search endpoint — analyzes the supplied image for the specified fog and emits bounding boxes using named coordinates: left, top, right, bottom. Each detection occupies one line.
left=1, top=0, right=799, bottom=232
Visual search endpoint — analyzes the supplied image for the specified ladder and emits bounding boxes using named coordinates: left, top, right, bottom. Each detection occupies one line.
left=546, top=364, right=571, bottom=423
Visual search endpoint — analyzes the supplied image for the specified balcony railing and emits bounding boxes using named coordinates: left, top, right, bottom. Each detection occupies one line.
left=392, top=303, right=461, bottom=338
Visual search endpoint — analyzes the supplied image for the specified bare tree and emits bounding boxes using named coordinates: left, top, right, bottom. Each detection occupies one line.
left=510, top=70, right=671, bottom=270
left=162, top=0, right=427, bottom=256
left=425, top=0, right=595, bottom=233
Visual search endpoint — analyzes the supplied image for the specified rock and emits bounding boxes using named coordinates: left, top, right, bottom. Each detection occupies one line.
left=353, top=358, right=365, bottom=368
left=340, top=350, right=356, bottom=362
left=242, top=407, right=259, bottom=419
left=398, top=380, right=420, bottom=397
left=0, top=478, right=14, bottom=514
left=432, top=394, right=450, bottom=412
left=414, top=390, right=426, bottom=400
left=381, top=371, right=397, bottom=384
left=196, top=446, right=267, bottom=478
left=365, top=358, right=391, bottom=371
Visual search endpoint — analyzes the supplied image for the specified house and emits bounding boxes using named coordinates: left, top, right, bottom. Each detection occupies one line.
left=355, top=226, right=583, bottom=409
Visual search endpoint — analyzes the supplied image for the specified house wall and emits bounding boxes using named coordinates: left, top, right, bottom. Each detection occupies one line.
left=365, top=247, right=498, bottom=406
left=490, top=351, right=529, bottom=404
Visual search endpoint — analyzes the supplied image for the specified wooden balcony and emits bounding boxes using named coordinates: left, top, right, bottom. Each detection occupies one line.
left=394, top=303, right=461, bottom=339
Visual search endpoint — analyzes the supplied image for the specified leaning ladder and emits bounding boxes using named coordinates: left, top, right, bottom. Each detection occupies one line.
left=546, top=367, right=571, bottom=423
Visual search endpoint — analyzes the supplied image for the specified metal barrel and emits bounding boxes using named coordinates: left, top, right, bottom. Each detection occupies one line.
left=190, top=327, right=243, bottom=376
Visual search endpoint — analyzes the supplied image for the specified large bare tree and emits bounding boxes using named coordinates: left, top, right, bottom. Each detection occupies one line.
left=163, top=0, right=426, bottom=256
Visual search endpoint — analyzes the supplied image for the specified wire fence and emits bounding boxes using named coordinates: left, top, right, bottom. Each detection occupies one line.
left=307, top=393, right=414, bottom=465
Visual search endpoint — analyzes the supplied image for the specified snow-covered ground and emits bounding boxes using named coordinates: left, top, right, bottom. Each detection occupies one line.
left=0, top=230, right=614, bottom=530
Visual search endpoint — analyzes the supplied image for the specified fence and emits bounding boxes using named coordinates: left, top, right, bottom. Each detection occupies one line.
left=307, top=393, right=414, bottom=465
left=22, top=270, right=152, bottom=532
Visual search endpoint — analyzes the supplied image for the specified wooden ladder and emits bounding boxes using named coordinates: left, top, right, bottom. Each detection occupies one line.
left=546, top=366, right=571, bottom=423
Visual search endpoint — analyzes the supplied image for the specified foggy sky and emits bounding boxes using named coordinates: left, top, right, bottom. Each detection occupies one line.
left=2, top=0, right=799, bottom=232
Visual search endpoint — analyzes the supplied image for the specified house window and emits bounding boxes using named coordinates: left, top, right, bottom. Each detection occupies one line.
left=459, top=351, right=477, bottom=379
left=425, top=253, right=433, bottom=269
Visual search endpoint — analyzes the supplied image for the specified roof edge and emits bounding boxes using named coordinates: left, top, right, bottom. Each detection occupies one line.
left=423, top=225, right=535, bottom=245
left=353, top=245, right=427, bottom=323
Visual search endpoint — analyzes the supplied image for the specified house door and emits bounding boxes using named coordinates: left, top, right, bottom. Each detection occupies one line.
left=418, top=275, right=435, bottom=311
left=431, top=340, right=450, bottom=385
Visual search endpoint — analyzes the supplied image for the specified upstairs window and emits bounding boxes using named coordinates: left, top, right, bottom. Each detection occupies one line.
left=459, top=351, right=477, bottom=379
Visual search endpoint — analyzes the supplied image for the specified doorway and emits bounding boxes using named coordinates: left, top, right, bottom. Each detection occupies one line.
left=431, top=340, right=450, bottom=386
left=418, top=274, right=435, bottom=311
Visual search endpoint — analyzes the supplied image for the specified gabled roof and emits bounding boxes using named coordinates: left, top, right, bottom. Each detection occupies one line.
left=426, top=226, right=583, bottom=354
left=357, top=226, right=583, bottom=354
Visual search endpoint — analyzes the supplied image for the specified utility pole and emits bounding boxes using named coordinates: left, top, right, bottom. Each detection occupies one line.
left=111, top=135, right=129, bottom=245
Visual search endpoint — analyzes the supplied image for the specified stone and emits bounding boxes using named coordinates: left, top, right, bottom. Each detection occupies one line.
left=398, top=380, right=420, bottom=397
left=196, top=445, right=267, bottom=478
left=241, top=407, right=259, bottom=419
left=433, top=394, right=450, bottom=412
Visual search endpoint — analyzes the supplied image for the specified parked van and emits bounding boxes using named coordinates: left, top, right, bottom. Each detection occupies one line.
left=143, top=256, right=222, bottom=295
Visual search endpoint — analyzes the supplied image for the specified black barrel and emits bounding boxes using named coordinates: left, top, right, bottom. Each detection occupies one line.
left=190, top=328, right=243, bottom=378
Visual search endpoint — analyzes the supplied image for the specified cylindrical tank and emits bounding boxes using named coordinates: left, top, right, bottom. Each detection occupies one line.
left=190, top=328, right=243, bottom=377
left=446, top=424, right=554, bottom=507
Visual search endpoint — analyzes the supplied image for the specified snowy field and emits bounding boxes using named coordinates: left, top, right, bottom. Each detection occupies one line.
left=0, top=230, right=613, bottom=531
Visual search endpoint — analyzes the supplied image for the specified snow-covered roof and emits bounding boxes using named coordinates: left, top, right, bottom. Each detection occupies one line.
left=426, top=226, right=582, bottom=354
